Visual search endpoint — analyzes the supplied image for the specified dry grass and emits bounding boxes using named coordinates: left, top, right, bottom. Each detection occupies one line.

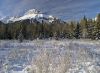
left=26, top=48, right=71, bottom=73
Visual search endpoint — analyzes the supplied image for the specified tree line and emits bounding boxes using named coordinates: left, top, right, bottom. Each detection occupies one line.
left=0, top=14, right=100, bottom=40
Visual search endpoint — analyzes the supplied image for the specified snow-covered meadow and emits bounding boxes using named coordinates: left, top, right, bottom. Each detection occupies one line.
left=0, top=39, right=100, bottom=73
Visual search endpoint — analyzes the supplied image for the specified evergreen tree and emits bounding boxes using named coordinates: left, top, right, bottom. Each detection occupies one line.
left=75, top=23, right=81, bottom=39
left=80, top=16, right=88, bottom=38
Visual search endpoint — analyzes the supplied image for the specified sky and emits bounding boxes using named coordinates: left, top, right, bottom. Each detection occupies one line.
left=0, top=0, right=100, bottom=21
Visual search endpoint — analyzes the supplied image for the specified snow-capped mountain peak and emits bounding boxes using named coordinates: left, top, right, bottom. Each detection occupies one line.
left=5, top=9, right=56, bottom=23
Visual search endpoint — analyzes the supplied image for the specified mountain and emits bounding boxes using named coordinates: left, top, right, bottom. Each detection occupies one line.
left=2, top=9, right=57, bottom=23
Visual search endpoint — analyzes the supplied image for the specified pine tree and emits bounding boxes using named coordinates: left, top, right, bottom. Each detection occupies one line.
left=80, top=16, right=88, bottom=38
left=75, top=23, right=81, bottom=39
left=95, top=13, right=100, bottom=39
left=18, top=24, right=24, bottom=42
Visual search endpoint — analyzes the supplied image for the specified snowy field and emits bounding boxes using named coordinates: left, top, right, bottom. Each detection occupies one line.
left=0, top=39, right=100, bottom=73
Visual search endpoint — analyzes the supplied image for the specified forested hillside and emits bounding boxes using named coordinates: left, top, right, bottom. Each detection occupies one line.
left=0, top=14, right=100, bottom=40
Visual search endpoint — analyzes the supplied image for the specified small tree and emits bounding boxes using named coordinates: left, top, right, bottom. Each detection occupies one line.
left=18, top=25, right=23, bottom=42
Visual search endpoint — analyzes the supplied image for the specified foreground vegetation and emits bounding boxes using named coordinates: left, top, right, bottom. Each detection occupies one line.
left=0, top=40, right=100, bottom=73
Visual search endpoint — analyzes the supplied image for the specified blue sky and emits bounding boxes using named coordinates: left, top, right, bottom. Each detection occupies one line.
left=0, top=0, right=100, bottom=21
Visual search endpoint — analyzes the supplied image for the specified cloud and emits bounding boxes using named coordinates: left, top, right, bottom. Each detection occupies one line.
left=0, top=0, right=100, bottom=20
left=0, top=11, right=6, bottom=20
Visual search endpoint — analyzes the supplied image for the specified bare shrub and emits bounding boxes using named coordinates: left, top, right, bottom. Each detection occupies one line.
left=28, top=48, right=71, bottom=73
